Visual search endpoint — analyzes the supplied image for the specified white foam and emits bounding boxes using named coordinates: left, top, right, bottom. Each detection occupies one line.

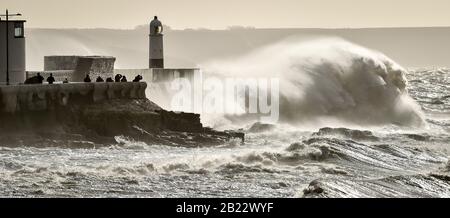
left=201, top=37, right=425, bottom=128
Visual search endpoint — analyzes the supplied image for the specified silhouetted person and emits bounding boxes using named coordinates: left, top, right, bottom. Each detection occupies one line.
left=96, top=76, right=104, bottom=82
left=24, top=74, right=44, bottom=84
left=120, top=76, right=127, bottom=82
left=106, top=77, right=114, bottom=82
left=115, top=74, right=122, bottom=82
left=84, top=74, right=91, bottom=83
left=63, top=78, right=69, bottom=83
left=37, top=73, right=44, bottom=84
left=47, top=73, right=55, bottom=84
left=133, top=75, right=143, bottom=82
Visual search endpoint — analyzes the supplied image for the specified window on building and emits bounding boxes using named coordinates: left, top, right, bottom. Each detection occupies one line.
left=14, top=22, right=24, bottom=38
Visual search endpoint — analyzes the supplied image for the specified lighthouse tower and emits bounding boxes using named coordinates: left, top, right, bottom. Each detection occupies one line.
left=149, top=16, right=164, bottom=68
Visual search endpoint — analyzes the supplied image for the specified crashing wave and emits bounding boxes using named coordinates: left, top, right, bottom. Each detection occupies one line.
left=203, top=38, right=425, bottom=128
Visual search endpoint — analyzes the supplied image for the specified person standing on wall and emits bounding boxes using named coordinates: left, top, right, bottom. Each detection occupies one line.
left=96, top=76, right=104, bottom=82
left=47, top=73, right=55, bottom=84
left=115, top=74, right=122, bottom=82
left=84, top=74, right=91, bottom=83
left=37, top=73, right=44, bottom=84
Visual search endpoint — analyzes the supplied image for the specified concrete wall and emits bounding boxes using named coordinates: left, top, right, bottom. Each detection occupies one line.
left=44, top=56, right=79, bottom=71
left=0, top=21, right=26, bottom=84
left=73, top=56, right=115, bottom=81
left=0, top=82, right=147, bottom=113
left=43, top=56, right=116, bottom=82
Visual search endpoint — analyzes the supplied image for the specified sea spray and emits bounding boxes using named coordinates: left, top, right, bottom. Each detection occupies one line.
left=200, top=37, right=425, bottom=128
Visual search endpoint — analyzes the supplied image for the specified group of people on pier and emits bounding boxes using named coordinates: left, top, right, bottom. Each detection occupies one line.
left=28, top=73, right=143, bottom=84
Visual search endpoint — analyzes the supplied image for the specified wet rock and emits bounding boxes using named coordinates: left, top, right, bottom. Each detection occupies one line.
left=277, top=182, right=289, bottom=187
left=31, top=190, right=45, bottom=195
left=312, top=127, right=378, bottom=141
left=125, top=179, right=140, bottom=185
left=303, top=180, right=325, bottom=195
left=218, top=163, right=278, bottom=174
left=430, top=173, right=450, bottom=182
left=404, top=134, right=430, bottom=141
left=247, top=122, right=276, bottom=133
left=320, top=166, right=348, bottom=175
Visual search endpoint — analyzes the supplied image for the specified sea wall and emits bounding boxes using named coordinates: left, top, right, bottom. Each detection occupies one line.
left=0, top=82, right=147, bottom=113
left=40, top=56, right=116, bottom=82
left=0, top=82, right=244, bottom=146
left=44, top=56, right=79, bottom=71
left=72, top=56, right=116, bottom=82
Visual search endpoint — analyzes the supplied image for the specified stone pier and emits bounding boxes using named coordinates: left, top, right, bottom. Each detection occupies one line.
left=0, top=82, right=244, bottom=147
left=0, top=82, right=146, bottom=113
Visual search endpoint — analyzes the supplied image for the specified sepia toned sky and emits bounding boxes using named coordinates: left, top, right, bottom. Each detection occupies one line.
left=2, top=0, right=450, bottom=29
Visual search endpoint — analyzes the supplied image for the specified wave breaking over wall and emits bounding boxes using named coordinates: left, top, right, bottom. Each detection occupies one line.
left=202, top=38, right=425, bottom=128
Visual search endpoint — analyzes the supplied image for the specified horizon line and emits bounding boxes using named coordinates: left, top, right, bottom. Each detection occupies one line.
left=26, top=25, right=450, bottom=31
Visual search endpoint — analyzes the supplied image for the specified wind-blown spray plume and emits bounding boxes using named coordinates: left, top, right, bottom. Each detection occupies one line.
left=202, top=38, right=425, bottom=128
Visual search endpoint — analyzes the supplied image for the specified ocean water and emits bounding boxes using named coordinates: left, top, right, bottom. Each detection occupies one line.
left=1, top=40, right=450, bottom=198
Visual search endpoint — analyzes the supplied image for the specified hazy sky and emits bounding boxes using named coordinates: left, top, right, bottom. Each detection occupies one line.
left=3, top=0, right=450, bottom=29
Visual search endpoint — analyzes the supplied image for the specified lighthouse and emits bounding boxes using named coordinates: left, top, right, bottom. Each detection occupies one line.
left=149, top=16, right=164, bottom=68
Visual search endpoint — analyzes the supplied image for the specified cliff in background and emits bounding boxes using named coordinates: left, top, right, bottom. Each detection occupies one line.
left=0, top=82, right=243, bottom=147
left=26, top=27, right=450, bottom=70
